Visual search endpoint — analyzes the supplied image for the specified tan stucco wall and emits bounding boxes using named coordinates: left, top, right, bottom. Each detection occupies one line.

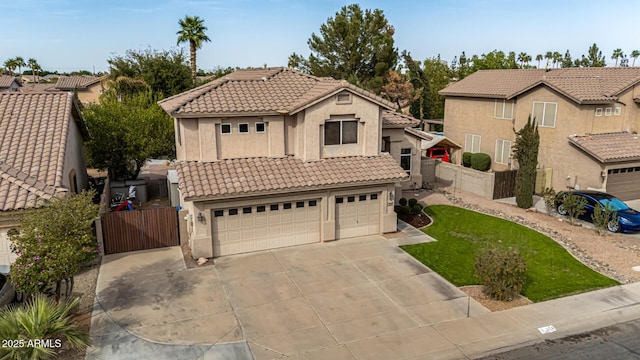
left=443, top=84, right=640, bottom=193
left=62, top=117, right=88, bottom=193
left=382, top=128, right=423, bottom=189
left=77, top=83, right=103, bottom=105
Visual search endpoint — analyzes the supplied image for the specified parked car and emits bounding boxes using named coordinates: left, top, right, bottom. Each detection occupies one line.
left=555, top=190, right=640, bottom=233
left=427, top=147, right=450, bottom=162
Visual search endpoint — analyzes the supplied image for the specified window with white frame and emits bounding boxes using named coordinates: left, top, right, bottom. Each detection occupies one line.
left=605, top=107, right=612, bottom=117
left=255, top=122, right=266, bottom=133
left=494, top=99, right=514, bottom=119
left=238, top=123, right=249, bottom=133
left=495, top=139, right=511, bottom=165
left=464, top=134, right=481, bottom=153
left=595, top=108, right=603, bottom=117
left=221, top=123, right=232, bottom=134
left=324, top=120, right=358, bottom=145
left=614, top=106, right=622, bottom=116
left=532, top=101, right=557, bottom=127
left=400, top=148, right=412, bottom=174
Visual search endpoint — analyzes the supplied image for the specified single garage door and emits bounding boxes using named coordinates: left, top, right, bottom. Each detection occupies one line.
left=607, top=167, right=640, bottom=200
left=0, top=228, right=17, bottom=268
left=336, top=193, right=380, bottom=239
left=213, top=199, right=320, bottom=256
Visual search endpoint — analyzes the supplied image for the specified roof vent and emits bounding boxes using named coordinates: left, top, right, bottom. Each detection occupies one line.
left=262, top=77, right=267, bottom=81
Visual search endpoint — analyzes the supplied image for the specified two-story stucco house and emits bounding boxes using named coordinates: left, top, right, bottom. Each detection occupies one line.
left=159, top=67, right=411, bottom=259
left=440, top=67, right=640, bottom=200
left=0, top=92, right=89, bottom=267
left=53, top=75, right=106, bottom=104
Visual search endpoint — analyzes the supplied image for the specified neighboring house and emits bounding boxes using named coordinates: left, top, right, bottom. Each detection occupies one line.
left=381, top=111, right=424, bottom=190
left=52, top=75, right=106, bottom=104
left=440, top=67, right=640, bottom=200
left=159, top=67, right=410, bottom=259
left=0, top=92, right=89, bottom=267
left=0, top=75, right=20, bottom=92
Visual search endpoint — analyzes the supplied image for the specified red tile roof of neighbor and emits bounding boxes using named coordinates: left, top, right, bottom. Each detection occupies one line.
left=176, top=154, right=408, bottom=199
left=158, top=67, right=396, bottom=116
left=439, top=67, right=640, bottom=104
left=0, top=92, right=77, bottom=210
left=381, top=110, right=420, bottom=128
left=569, top=132, right=640, bottom=163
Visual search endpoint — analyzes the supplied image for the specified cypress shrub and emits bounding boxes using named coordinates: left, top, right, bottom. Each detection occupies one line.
left=462, top=152, right=473, bottom=167
left=470, top=153, right=491, bottom=171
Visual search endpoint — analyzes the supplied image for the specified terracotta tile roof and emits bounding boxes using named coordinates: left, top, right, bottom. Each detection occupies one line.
left=404, top=127, right=433, bottom=141
left=20, top=83, right=56, bottom=92
left=0, top=92, right=74, bottom=210
left=569, top=132, right=640, bottom=163
left=54, top=75, right=103, bottom=90
left=159, top=67, right=396, bottom=116
left=0, top=75, right=18, bottom=89
left=176, top=154, right=408, bottom=199
left=439, top=67, right=640, bottom=104
left=382, top=110, right=420, bottom=128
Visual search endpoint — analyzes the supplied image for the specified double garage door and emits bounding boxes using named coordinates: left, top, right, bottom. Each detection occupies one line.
left=607, top=167, right=640, bottom=201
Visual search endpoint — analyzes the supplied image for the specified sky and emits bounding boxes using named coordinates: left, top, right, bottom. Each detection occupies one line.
left=2, top=0, right=640, bottom=73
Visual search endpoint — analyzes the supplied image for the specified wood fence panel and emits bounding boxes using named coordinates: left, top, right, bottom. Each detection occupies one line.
left=102, top=207, right=179, bottom=254
left=142, top=207, right=179, bottom=250
left=493, top=170, right=517, bottom=199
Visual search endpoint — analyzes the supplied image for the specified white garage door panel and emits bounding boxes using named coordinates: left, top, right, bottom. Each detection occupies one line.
left=214, top=200, right=320, bottom=256
left=0, top=229, right=17, bottom=267
left=336, top=194, right=380, bottom=239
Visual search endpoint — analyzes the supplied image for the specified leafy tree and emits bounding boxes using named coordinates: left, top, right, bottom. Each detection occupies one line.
left=456, top=51, right=472, bottom=79
left=552, top=51, right=562, bottom=68
left=381, top=70, right=420, bottom=110
left=401, top=52, right=429, bottom=120
left=293, top=4, right=398, bottom=93
left=612, top=48, right=624, bottom=66
left=513, top=116, right=539, bottom=208
left=592, top=202, right=619, bottom=235
left=561, top=50, right=573, bottom=68
left=83, top=90, right=175, bottom=180
left=107, top=48, right=192, bottom=97
left=578, top=43, right=606, bottom=67
left=631, top=50, right=639, bottom=66
left=176, top=15, right=211, bottom=84
left=559, top=192, right=587, bottom=226
left=470, top=50, right=518, bottom=71
left=0, top=295, right=90, bottom=359
left=422, top=55, right=452, bottom=119
left=544, top=51, right=553, bottom=68
left=9, top=192, right=99, bottom=301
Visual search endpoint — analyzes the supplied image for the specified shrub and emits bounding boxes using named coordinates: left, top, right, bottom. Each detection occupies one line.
left=470, top=153, right=491, bottom=171
left=411, top=204, right=423, bottom=215
left=398, top=206, right=411, bottom=215
left=560, top=192, right=587, bottom=226
left=399, top=198, right=408, bottom=206
left=475, top=248, right=527, bottom=301
left=591, top=202, right=619, bottom=235
left=408, top=198, right=418, bottom=207
left=541, top=187, right=556, bottom=216
left=462, top=152, right=472, bottom=167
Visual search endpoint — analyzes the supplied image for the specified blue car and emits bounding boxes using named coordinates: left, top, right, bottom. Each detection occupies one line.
left=555, top=191, right=640, bottom=233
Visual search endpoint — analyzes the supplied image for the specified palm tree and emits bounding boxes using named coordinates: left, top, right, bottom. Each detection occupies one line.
left=517, top=52, right=527, bottom=66
left=612, top=48, right=624, bottom=66
left=632, top=50, right=640, bottom=66
left=27, top=58, right=41, bottom=83
left=0, top=295, right=90, bottom=359
left=523, top=54, right=532, bottom=67
left=13, top=56, right=26, bottom=75
left=535, top=54, right=543, bottom=68
left=544, top=51, right=553, bottom=68
left=176, top=15, right=211, bottom=84
left=4, top=58, right=17, bottom=76
left=552, top=51, right=562, bottom=68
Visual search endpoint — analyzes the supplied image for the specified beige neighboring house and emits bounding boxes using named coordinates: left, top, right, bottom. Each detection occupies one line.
left=0, top=92, right=89, bottom=267
left=0, top=75, right=20, bottom=92
left=159, top=67, right=411, bottom=259
left=440, top=67, right=640, bottom=200
left=52, top=75, right=106, bottom=104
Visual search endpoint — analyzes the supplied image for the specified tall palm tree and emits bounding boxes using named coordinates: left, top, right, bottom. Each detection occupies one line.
left=4, top=58, right=17, bottom=76
left=176, top=15, right=211, bottom=84
left=612, top=48, right=624, bottom=66
left=0, top=295, right=90, bottom=359
left=524, top=54, right=532, bottom=67
left=13, top=56, right=26, bottom=75
left=517, top=52, right=527, bottom=66
left=552, top=51, right=562, bottom=68
left=535, top=54, right=543, bottom=68
left=632, top=50, right=640, bottom=66
left=27, top=58, right=41, bottom=83
left=544, top=51, right=553, bottom=68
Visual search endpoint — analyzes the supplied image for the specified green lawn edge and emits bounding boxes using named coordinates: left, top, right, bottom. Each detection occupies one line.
left=401, top=205, right=619, bottom=302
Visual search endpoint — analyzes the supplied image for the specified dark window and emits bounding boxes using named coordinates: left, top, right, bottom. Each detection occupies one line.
left=255, top=122, right=266, bottom=133
left=214, top=210, right=224, bottom=217
left=228, top=208, right=238, bottom=215
left=370, top=194, right=378, bottom=200
left=243, top=207, right=252, bottom=214
left=382, top=136, right=390, bottom=152
left=238, top=123, right=249, bottom=133
left=309, top=200, right=317, bottom=207
left=283, top=203, right=292, bottom=209
left=324, top=120, right=358, bottom=145
left=347, top=196, right=355, bottom=203
left=270, top=204, right=279, bottom=211
left=257, top=205, right=266, bottom=212
left=400, top=148, right=412, bottom=174
left=296, top=201, right=305, bottom=208
left=342, top=121, right=357, bottom=144
left=336, top=197, right=344, bottom=204
left=359, top=195, right=367, bottom=201
left=221, top=123, right=231, bottom=134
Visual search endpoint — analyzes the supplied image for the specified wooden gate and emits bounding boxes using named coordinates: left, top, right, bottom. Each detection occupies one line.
left=102, top=207, right=179, bottom=254
left=493, top=170, right=517, bottom=199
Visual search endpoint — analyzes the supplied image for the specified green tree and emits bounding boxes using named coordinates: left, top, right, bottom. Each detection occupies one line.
left=176, top=15, right=211, bottom=84
left=83, top=90, right=175, bottom=180
left=544, top=51, right=553, bottom=68
left=469, top=50, right=518, bottom=71
left=4, top=58, right=17, bottom=76
left=293, top=4, right=398, bottom=93
left=0, top=295, right=90, bottom=359
left=107, top=48, right=192, bottom=97
left=402, top=51, right=429, bottom=120
left=27, top=58, right=41, bottom=83
left=13, top=56, right=26, bottom=75
left=561, top=50, right=573, bottom=68
left=578, top=43, right=606, bottom=67
left=591, top=202, right=619, bottom=235
left=558, top=192, right=587, bottom=226
left=612, top=48, right=624, bottom=66
left=512, top=116, right=540, bottom=209
left=535, top=54, right=543, bottom=68
left=421, top=55, right=451, bottom=119
left=9, top=192, right=99, bottom=301
left=552, top=51, right=562, bottom=68
left=631, top=50, right=639, bottom=66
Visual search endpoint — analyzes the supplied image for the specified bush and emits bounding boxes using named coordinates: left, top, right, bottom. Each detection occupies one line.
left=560, top=192, right=587, bottom=226
left=470, top=153, right=491, bottom=171
left=475, top=248, right=527, bottom=301
left=411, top=204, right=424, bottom=215
left=462, top=152, right=472, bottom=167
left=408, top=198, right=418, bottom=207
left=591, top=202, right=619, bottom=235
left=542, top=187, right=556, bottom=216
left=398, top=206, right=411, bottom=215
left=399, top=198, right=408, bottom=206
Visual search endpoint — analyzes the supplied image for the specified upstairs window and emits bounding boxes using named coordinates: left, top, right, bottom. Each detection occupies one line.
left=532, top=102, right=557, bottom=127
left=605, top=107, right=612, bottom=117
left=255, top=122, right=266, bottom=133
left=494, top=100, right=514, bottom=119
left=324, top=120, right=358, bottom=145
left=400, top=148, right=412, bottom=174
left=464, top=134, right=481, bottom=153
left=614, top=106, right=622, bottom=116
left=221, top=123, right=232, bottom=134
left=495, top=139, right=511, bottom=165
left=595, top=108, right=603, bottom=117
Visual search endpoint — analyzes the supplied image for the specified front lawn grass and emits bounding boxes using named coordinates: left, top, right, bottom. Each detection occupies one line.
left=401, top=205, right=619, bottom=302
